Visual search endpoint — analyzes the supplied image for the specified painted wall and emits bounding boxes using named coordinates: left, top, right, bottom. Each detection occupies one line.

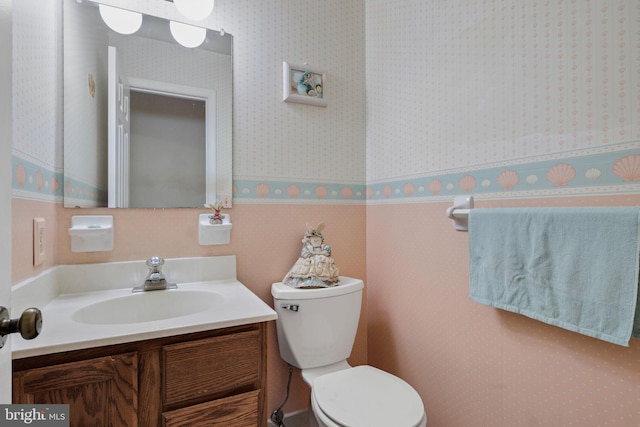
left=366, top=1, right=640, bottom=426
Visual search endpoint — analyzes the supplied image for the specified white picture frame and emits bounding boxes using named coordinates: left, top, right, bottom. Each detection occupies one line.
left=283, top=61, right=327, bottom=107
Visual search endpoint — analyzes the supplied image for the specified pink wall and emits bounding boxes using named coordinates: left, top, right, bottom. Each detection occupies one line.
left=367, top=195, right=640, bottom=426
left=13, top=201, right=367, bottom=419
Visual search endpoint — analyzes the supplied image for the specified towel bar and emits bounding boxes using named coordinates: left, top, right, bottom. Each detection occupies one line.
left=446, top=196, right=474, bottom=231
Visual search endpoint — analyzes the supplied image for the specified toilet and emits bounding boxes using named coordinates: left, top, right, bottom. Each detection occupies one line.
left=272, top=276, right=427, bottom=427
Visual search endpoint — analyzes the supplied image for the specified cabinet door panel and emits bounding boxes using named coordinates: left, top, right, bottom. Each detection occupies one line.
left=13, top=352, right=138, bottom=427
left=162, top=390, right=260, bottom=427
left=164, top=330, right=260, bottom=405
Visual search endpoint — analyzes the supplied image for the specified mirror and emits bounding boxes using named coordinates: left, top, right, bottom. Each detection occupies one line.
left=63, top=0, right=232, bottom=208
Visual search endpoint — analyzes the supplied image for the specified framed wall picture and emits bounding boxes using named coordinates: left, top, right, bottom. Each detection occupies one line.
left=283, top=62, right=327, bottom=107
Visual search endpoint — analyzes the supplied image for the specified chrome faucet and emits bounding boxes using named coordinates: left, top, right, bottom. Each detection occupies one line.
left=133, top=256, right=177, bottom=293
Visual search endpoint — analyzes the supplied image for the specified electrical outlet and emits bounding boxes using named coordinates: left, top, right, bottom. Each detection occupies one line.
left=220, top=194, right=232, bottom=208
left=33, top=218, right=45, bottom=266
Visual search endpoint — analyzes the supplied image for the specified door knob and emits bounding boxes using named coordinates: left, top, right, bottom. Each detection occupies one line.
left=0, top=306, right=42, bottom=349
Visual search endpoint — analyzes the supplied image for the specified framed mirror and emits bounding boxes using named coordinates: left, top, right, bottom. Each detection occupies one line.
left=63, top=0, right=232, bottom=208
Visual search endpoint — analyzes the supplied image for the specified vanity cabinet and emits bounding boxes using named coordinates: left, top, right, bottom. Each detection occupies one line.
left=13, top=323, right=267, bottom=427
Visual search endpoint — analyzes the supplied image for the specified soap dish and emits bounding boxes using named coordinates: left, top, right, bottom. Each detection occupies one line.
left=69, top=215, right=114, bottom=252
left=199, top=213, right=232, bottom=245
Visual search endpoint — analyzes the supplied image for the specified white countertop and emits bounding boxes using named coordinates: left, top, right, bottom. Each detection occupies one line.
left=11, top=256, right=277, bottom=359
left=13, top=280, right=277, bottom=359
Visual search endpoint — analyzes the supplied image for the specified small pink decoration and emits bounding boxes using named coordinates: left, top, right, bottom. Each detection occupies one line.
left=255, top=183, right=270, bottom=198
left=50, top=177, right=60, bottom=193
left=35, top=171, right=44, bottom=191
left=428, top=179, right=442, bottom=195
left=204, top=201, right=224, bottom=224
left=315, top=185, right=328, bottom=199
left=341, top=186, right=353, bottom=199
left=613, top=154, right=640, bottom=181
left=15, top=163, right=26, bottom=187
left=546, top=163, right=576, bottom=186
left=403, top=182, right=415, bottom=196
left=366, top=187, right=374, bottom=199
left=497, top=170, right=520, bottom=190
left=459, top=175, right=476, bottom=193
left=286, top=184, right=300, bottom=198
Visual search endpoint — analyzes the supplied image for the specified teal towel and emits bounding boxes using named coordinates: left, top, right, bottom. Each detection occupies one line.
left=469, top=207, right=640, bottom=346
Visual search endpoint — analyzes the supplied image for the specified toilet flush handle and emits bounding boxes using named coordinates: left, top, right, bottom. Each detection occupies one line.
left=281, top=304, right=299, bottom=312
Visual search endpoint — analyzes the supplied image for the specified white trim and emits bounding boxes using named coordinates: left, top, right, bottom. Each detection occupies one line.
left=127, top=77, right=217, bottom=205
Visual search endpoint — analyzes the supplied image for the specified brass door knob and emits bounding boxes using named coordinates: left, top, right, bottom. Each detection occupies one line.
left=0, top=306, right=42, bottom=348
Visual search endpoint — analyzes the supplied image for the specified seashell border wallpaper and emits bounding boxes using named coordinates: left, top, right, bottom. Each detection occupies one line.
left=13, top=144, right=640, bottom=204
left=231, top=143, right=640, bottom=203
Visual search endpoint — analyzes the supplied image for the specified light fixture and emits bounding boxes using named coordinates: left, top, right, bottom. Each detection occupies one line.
left=98, top=4, right=142, bottom=35
left=169, top=21, right=207, bottom=48
left=173, top=0, right=214, bottom=21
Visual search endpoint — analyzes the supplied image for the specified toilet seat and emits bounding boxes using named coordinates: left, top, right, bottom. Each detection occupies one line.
left=312, top=365, right=425, bottom=427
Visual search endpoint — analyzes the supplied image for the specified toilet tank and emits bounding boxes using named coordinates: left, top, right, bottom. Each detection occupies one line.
left=271, top=276, right=364, bottom=369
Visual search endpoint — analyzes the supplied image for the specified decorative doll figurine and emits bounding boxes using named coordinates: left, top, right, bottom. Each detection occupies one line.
left=283, top=222, right=340, bottom=288
left=204, top=201, right=224, bottom=224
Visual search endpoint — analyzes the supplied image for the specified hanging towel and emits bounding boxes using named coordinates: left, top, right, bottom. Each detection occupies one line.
left=469, top=207, right=640, bottom=346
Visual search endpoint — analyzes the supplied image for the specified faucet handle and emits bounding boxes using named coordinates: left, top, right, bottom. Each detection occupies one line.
left=146, top=256, right=165, bottom=270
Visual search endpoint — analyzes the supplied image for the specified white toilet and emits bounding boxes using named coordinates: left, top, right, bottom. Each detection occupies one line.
left=272, top=276, right=427, bottom=427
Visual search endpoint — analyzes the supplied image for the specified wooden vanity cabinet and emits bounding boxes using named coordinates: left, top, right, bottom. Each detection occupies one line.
left=13, top=323, right=267, bottom=427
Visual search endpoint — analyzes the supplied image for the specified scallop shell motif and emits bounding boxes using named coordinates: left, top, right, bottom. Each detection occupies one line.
left=497, top=170, right=519, bottom=190
left=315, top=186, right=328, bottom=199
left=546, top=163, right=576, bottom=186
left=35, top=171, right=44, bottom=191
left=585, top=168, right=602, bottom=180
left=383, top=185, right=393, bottom=198
left=341, top=186, right=353, bottom=199
left=403, top=182, right=415, bottom=196
left=613, top=154, right=640, bottom=181
left=428, top=179, right=442, bottom=195
left=15, top=163, right=26, bottom=187
left=255, top=183, right=270, bottom=198
left=286, top=184, right=300, bottom=198
left=459, top=175, right=476, bottom=193
left=366, top=187, right=374, bottom=199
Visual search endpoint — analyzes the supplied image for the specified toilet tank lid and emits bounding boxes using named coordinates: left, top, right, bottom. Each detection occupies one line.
left=271, top=276, right=363, bottom=300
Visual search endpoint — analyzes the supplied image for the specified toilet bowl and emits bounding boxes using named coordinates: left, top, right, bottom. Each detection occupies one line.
left=309, top=365, right=426, bottom=427
left=272, top=277, right=427, bottom=427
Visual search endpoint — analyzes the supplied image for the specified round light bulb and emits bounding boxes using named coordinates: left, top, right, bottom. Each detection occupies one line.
left=98, top=4, right=142, bottom=35
left=173, top=0, right=214, bottom=21
left=169, top=21, right=207, bottom=48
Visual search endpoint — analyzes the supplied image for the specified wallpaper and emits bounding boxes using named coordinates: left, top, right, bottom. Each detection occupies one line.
left=11, top=0, right=640, bottom=205
left=366, top=0, right=640, bottom=203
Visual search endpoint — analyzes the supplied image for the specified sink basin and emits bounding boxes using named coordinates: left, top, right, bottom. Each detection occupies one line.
left=72, top=289, right=224, bottom=325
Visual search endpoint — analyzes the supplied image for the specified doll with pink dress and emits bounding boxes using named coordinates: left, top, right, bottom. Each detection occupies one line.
left=283, top=223, right=340, bottom=288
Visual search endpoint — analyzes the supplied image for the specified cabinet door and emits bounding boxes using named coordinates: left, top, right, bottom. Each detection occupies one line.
left=162, top=390, right=260, bottom=427
left=13, top=352, right=138, bottom=427
left=163, top=330, right=260, bottom=405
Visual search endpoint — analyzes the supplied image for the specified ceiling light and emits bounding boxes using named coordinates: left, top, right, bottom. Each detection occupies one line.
left=98, top=4, right=142, bottom=35
left=173, top=0, right=214, bottom=21
left=169, top=21, right=207, bottom=48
